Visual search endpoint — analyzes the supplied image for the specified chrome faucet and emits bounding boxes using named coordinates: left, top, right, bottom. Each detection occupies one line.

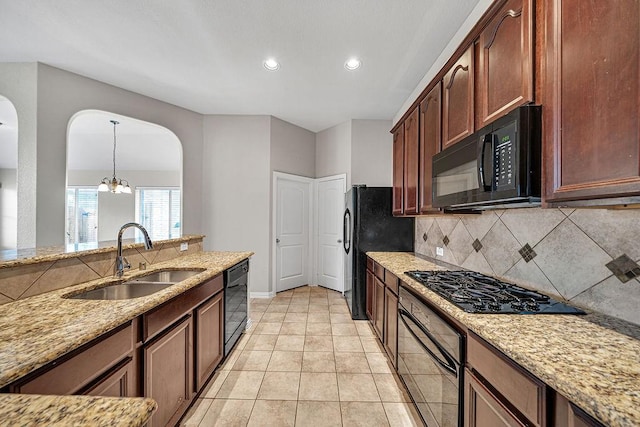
left=115, top=222, right=153, bottom=277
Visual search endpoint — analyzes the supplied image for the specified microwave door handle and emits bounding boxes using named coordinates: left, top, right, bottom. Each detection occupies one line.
left=478, top=134, right=493, bottom=191
left=399, top=308, right=458, bottom=375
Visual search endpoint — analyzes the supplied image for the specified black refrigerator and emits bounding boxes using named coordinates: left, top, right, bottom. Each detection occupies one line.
left=343, top=186, right=414, bottom=320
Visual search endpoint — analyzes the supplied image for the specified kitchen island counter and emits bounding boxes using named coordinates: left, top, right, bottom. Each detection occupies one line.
left=368, top=251, right=640, bottom=427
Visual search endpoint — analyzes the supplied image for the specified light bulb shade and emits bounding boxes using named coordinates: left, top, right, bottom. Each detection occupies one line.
left=97, top=182, right=109, bottom=192
left=122, top=184, right=132, bottom=194
left=115, top=183, right=123, bottom=193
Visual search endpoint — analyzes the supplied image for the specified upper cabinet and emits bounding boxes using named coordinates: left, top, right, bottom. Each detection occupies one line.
left=477, top=0, right=533, bottom=127
left=442, top=46, right=475, bottom=149
left=419, top=83, right=442, bottom=213
left=392, top=125, right=405, bottom=215
left=403, top=107, right=420, bottom=215
left=543, top=0, right=640, bottom=205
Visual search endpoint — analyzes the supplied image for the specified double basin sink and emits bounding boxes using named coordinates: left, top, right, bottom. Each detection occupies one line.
left=67, top=269, right=205, bottom=300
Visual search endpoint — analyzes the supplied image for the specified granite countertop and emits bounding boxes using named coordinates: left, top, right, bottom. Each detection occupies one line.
left=0, top=250, right=252, bottom=388
left=367, top=251, right=640, bottom=427
left=0, top=250, right=252, bottom=426
left=0, top=394, right=157, bottom=427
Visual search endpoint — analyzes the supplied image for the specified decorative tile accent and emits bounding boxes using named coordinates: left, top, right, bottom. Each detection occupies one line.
left=442, top=236, right=450, bottom=246
left=472, top=239, right=483, bottom=252
left=605, top=254, right=640, bottom=283
left=422, top=233, right=427, bottom=242
left=518, top=243, right=537, bottom=263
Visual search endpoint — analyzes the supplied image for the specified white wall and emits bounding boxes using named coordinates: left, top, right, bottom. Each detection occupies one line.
left=0, top=63, right=38, bottom=248
left=5, top=63, right=203, bottom=247
left=315, top=121, right=351, bottom=185
left=0, top=168, right=17, bottom=250
left=202, top=115, right=271, bottom=294
left=351, top=119, right=393, bottom=187
left=67, top=169, right=180, bottom=241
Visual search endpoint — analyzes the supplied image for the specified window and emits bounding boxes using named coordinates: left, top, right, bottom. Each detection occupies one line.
left=66, top=188, right=98, bottom=244
left=135, top=187, right=181, bottom=240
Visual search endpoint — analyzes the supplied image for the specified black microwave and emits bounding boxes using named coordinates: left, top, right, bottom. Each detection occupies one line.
left=432, top=105, right=541, bottom=210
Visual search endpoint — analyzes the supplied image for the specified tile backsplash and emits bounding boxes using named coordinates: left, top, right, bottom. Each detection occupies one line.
left=415, top=208, right=640, bottom=326
left=0, top=237, right=203, bottom=305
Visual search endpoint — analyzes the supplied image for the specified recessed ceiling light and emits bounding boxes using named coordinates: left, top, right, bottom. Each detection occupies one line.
left=344, top=58, right=361, bottom=71
left=263, top=58, right=280, bottom=71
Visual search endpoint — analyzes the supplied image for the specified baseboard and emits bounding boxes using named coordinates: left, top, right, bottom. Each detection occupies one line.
left=250, top=291, right=275, bottom=299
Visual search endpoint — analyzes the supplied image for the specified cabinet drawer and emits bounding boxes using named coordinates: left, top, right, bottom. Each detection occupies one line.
left=373, top=262, right=385, bottom=280
left=12, top=322, right=134, bottom=395
left=384, top=271, right=399, bottom=295
left=144, top=274, right=223, bottom=341
left=467, top=332, right=545, bottom=427
left=366, top=257, right=374, bottom=271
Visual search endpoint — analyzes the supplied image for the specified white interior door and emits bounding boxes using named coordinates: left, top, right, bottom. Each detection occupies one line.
left=316, top=175, right=346, bottom=293
left=275, top=174, right=312, bottom=293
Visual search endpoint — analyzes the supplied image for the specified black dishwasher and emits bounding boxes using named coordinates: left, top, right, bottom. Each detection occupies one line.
left=224, top=260, right=248, bottom=356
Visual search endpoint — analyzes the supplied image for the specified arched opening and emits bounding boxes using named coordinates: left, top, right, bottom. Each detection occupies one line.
left=0, top=95, right=18, bottom=251
left=66, top=110, right=182, bottom=245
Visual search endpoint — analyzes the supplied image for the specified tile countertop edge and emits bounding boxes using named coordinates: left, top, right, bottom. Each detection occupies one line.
left=367, top=251, right=640, bottom=427
left=0, top=394, right=157, bottom=427
left=0, top=251, right=253, bottom=389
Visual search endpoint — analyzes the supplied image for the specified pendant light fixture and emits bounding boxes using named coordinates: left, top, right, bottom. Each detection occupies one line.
left=98, top=120, right=131, bottom=194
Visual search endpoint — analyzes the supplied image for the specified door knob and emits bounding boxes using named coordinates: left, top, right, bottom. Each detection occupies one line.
left=276, top=238, right=280, bottom=243
left=337, top=239, right=343, bottom=243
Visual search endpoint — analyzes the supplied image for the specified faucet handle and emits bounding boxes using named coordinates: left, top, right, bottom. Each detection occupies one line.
left=122, top=257, right=131, bottom=270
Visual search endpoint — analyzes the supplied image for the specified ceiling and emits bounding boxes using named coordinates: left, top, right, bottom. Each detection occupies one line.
left=0, top=0, right=481, bottom=133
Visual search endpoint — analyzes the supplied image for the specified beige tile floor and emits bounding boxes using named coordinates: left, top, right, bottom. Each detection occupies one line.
left=180, top=285, right=423, bottom=426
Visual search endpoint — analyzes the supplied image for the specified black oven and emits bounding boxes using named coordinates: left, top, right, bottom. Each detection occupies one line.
left=398, top=285, right=464, bottom=427
left=432, top=105, right=541, bottom=210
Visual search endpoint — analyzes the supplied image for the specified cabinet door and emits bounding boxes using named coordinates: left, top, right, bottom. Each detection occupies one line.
left=145, top=316, right=194, bottom=427
left=442, top=46, right=474, bottom=149
left=366, top=269, right=374, bottom=321
left=195, top=291, right=224, bottom=390
left=555, top=393, right=605, bottom=427
left=392, top=125, right=405, bottom=215
left=383, top=287, right=398, bottom=368
left=373, top=276, right=385, bottom=339
left=403, top=107, right=419, bottom=215
left=84, top=358, right=135, bottom=398
left=465, top=369, right=525, bottom=427
left=419, top=83, right=442, bottom=213
left=478, top=0, right=533, bottom=127
left=543, top=0, right=640, bottom=204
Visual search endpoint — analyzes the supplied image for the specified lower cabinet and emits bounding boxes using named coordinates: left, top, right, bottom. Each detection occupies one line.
left=555, top=393, right=604, bottom=427
left=195, top=292, right=224, bottom=389
left=373, top=276, right=385, bottom=339
left=383, top=287, right=398, bottom=367
left=84, top=357, right=136, bottom=397
left=464, top=369, right=525, bottom=427
left=365, top=269, right=374, bottom=320
left=366, top=258, right=399, bottom=369
left=144, top=316, right=194, bottom=427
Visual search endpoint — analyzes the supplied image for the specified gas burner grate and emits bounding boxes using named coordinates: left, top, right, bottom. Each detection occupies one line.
left=405, top=270, right=584, bottom=315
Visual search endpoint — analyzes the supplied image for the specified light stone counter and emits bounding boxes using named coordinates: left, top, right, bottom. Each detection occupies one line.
left=368, top=251, right=640, bottom=427
left=0, top=394, right=156, bottom=427
left=0, top=250, right=252, bottom=388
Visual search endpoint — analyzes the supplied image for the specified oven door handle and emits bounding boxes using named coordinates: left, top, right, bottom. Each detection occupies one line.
left=399, top=307, right=458, bottom=376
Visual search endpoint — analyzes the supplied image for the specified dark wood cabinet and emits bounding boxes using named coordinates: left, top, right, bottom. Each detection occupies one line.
left=477, top=0, right=533, bottom=127
left=366, top=269, right=374, bottom=321
left=373, top=276, right=385, bottom=339
left=144, top=316, right=194, bottom=427
left=554, top=393, right=605, bottom=427
left=442, top=46, right=475, bottom=149
left=84, top=358, right=135, bottom=398
left=195, top=292, right=224, bottom=390
left=543, top=0, right=640, bottom=205
left=403, top=107, right=420, bottom=215
left=383, top=287, right=398, bottom=368
left=464, top=368, right=525, bottom=427
left=392, top=126, right=405, bottom=215
left=419, top=83, right=442, bottom=213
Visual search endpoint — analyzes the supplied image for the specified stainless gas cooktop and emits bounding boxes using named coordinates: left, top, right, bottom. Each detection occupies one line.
left=405, top=270, right=585, bottom=315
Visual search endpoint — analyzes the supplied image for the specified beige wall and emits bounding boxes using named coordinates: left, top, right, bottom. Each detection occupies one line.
left=270, top=116, right=316, bottom=178
left=351, top=119, right=393, bottom=187
left=315, top=121, right=351, bottom=185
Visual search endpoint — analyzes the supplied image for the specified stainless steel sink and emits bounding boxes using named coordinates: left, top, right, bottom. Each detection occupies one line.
left=67, top=269, right=205, bottom=300
left=68, top=282, right=174, bottom=300
left=127, top=269, right=204, bottom=284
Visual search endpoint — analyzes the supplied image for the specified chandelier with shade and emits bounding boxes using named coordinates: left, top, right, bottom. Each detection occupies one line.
left=97, top=120, right=131, bottom=194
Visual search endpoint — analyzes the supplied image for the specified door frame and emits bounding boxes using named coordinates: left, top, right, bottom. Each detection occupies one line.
left=271, top=172, right=315, bottom=296
left=313, top=174, right=346, bottom=291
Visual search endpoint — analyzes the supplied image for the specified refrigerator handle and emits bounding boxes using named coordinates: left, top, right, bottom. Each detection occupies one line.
left=343, top=208, right=351, bottom=254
